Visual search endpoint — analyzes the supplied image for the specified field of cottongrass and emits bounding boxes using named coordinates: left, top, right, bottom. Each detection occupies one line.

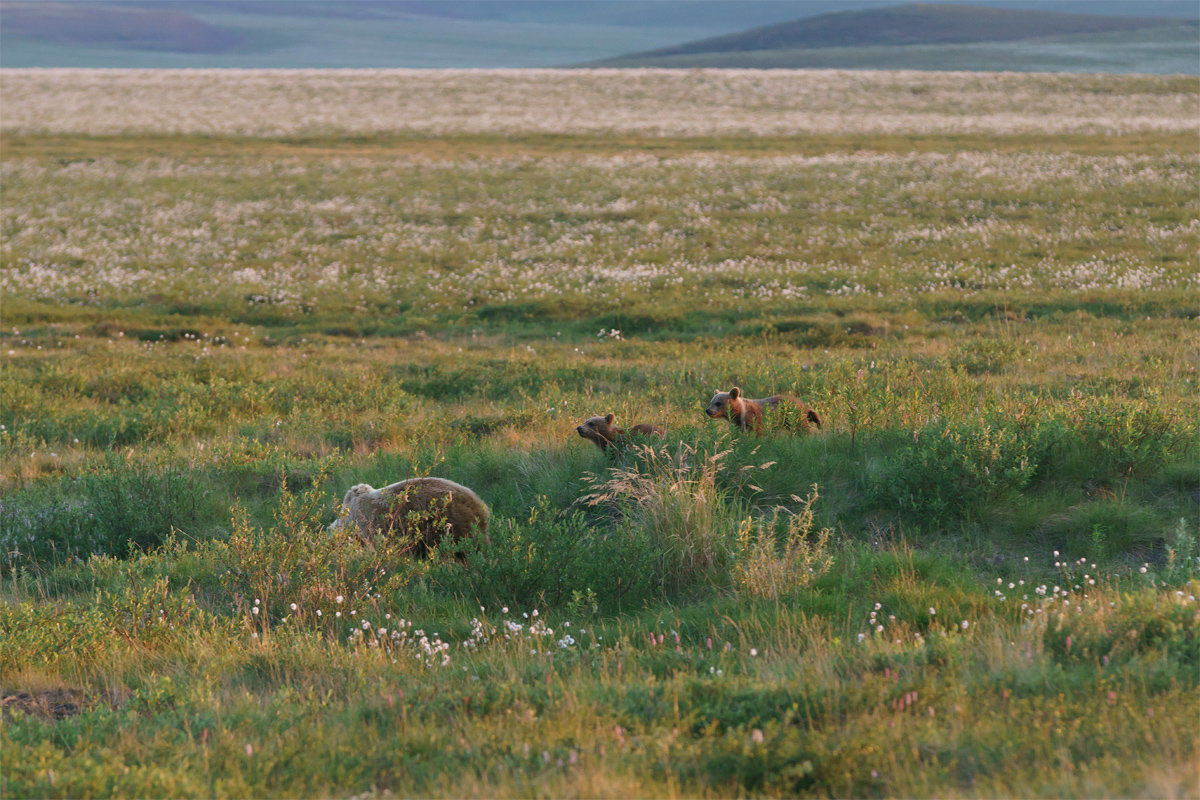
left=1, top=69, right=1198, bottom=798
left=3, top=69, right=1197, bottom=137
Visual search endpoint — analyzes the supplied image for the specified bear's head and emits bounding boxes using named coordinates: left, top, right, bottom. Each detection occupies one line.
left=342, top=483, right=375, bottom=506
left=705, top=387, right=741, bottom=419
left=577, top=413, right=618, bottom=449
left=328, top=483, right=377, bottom=533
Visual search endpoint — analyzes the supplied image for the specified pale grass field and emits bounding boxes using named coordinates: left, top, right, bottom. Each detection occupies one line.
left=1, top=68, right=1195, bottom=137
left=2, top=151, right=1196, bottom=315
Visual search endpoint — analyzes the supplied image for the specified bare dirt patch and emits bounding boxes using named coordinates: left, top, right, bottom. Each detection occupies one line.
left=1, top=688, right=92, bottom=721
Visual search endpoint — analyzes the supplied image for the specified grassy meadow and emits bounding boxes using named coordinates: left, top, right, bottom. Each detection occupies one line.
left=1, top=70, right=1198, bottom=798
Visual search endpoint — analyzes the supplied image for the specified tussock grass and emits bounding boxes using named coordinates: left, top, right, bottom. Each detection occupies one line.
left=577, top=441, right=749, bottom=592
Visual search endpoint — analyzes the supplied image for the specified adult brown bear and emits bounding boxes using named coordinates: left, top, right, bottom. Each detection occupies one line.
left=329, top=477, right=489, bottom=557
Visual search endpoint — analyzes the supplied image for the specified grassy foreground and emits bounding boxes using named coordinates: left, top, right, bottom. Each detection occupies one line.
left=2, top=71, right=1198, bottom=798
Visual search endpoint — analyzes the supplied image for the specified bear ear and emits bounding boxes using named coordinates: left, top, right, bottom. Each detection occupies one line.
left=605, top=413, right=614, bottom=424
left=729, top=387, right=740, bottom=399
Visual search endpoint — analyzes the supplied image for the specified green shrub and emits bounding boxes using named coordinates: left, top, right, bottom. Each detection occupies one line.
left=431, top=500, right=658, bottom=614
left=880, top=419, right=1037, bottom=521
left=1, top=452, right=210, bottom=566
left=1058, top=391, right=1196, bottom=478
left=1044, top=590, right=1200, bottom=668
left=948, top=338, right=1023, bottom=375
left=686, top=718, right=821, bottom=795
left=212, top=469, right=424, bottom=636
left=1163, top=517, right=1199, bottom=584
left=0, top=573, right=213, bottom=672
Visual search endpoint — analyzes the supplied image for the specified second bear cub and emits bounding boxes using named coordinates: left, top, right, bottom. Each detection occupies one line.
left=705, top=387, right=821, bottom=434
left=577, top=414, right=665, bottom=451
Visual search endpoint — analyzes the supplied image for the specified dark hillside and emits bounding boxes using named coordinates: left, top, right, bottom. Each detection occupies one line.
left=626, top=2, right=1185, bottom=58
left=2, top=0, right=1195, bottom=69
left=1, top=1, right=245, bottom=52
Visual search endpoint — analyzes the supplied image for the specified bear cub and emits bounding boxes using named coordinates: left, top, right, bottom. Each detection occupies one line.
left=577, top=413, right=665, bottom=451
left=705, top=387, right=821, bottom=434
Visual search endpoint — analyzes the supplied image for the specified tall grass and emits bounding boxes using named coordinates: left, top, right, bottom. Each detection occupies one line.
left=578, top=442, right=749, bottom=592
left=733, top=486, right=834, bottom=600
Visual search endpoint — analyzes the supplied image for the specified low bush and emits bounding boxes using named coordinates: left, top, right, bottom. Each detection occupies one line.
left=948, top=338, right=1023, bottom=375
left=432, top=501, right=659, bottom=614
left=211, top=469, right=427, bottom=636
left=878, top=418, right=1037, bottom=522
left=1044, top=590, right=1200, bottom=669
left=1056, top=391, right=1196, bottom=479
left=1, top=452, right=211, bottom=566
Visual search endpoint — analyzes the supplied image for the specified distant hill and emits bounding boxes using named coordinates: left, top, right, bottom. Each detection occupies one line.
left=0, top=1, right=888, bottom=67
left=1, top=1, right=246, bottom=53
left=1, top=0, right=1196, bottom=69
left=0, top=0, right=873, bottom=67
left=598, top=3, right=1195, bottom=63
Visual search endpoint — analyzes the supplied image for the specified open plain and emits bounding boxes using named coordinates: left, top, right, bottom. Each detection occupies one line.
left=1, top=69, right=1197, bottom=798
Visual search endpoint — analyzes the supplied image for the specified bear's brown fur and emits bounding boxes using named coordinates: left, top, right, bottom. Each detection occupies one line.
left=329, top=477, right=489, bottom=557
left=705, top=387, right=821, bottom=434
left=576, top=413, right=666, bottom=451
